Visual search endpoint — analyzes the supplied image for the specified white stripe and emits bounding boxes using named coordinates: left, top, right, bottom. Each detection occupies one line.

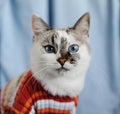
left=30, top=106, right=36, bottom=114
left=30, top=99, right=76, bottom=114
left=8, top=75, right=24, bottom=107
left=8, top=85, right=19, bottom=107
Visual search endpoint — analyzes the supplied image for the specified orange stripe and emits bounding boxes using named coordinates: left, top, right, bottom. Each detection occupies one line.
left=20, top=92, right=43, bottom=114
left=37, top=108, right=71, bottom=114
left=74, top=96, right=79, bottom=106
left=12, top=107, right=20, bottom=114
left=20, top=91, right=73, bottom=114
left=3, top=106, right=20, bottom=114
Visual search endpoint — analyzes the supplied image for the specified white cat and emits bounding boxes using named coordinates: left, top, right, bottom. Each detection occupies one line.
left=1, top=12, right=91, bottom=114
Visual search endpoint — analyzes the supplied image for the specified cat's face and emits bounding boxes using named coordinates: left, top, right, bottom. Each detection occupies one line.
left=31, top=13, right=91, bottom=80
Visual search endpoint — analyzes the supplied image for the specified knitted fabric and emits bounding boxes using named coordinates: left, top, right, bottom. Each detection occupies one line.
left=1, top=70, right=78, bottom=114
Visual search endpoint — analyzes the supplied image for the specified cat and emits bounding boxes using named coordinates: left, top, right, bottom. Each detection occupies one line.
left=1, top=12, right=91, bottom=114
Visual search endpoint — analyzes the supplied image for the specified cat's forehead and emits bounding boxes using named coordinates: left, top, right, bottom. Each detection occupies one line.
left=55, top=29, right=69, bottom=38
left=50, top=28, right=78, bottom=42
left=39, top=28, right=81, bottom=47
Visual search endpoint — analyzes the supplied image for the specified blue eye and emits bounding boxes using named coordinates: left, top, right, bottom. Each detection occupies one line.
left=68, top=44, right=79, bottom=53
left=44, top=45, right=55, bottom=53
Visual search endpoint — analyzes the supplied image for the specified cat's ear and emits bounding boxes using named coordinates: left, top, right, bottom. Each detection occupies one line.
left=73, top=12, right=90, bottom=38
left=32, top=14, right=49, bottom=36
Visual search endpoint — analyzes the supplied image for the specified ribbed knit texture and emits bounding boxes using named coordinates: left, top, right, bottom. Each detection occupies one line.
left=1, top=70, right=78, bottom=114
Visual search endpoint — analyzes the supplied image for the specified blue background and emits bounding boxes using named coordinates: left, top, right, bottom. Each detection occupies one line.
left=0, top=0, right=120, bottom=114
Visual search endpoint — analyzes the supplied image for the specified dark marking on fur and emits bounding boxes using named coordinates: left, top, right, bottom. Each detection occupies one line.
left=60, top=51, right=71, bottom=59
left=59, top=50, right=80, bottom=65
left=51, top=33, right=58, bottom=45
left=68, top=53, right=80, bottom=64
left=41, top=32, right=59, bottom=53
left=60, top=37, right=67, bottom=51
left=33, top=36, right=35, bottom=42
left=51, top=35, right=55, bottom=45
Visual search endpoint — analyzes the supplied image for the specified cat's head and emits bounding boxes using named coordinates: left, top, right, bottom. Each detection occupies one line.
left=30, top=13, right=91, bottom=96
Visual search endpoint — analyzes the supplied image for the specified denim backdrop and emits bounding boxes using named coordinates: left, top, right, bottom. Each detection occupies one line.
left=0, top=0, right=120, bottom=114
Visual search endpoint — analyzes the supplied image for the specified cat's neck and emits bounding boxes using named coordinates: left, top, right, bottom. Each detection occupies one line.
left=32, top=67, right=87, bottom=97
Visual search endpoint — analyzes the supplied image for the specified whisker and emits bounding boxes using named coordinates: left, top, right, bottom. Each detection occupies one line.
left=31, top=60, right=48, bottom=62
left=33, top=66, right=50, bottom=77
left=31, top=71, right=48, bottom=90
left=31, top=63, right=58, bottom=67
left=21, top=66, right=50, bottom=92
left=31, top=61, right=58, bottom=64
left=31, top=62, right=55, bottom=64
left=32, top=67, right=51, bottom=90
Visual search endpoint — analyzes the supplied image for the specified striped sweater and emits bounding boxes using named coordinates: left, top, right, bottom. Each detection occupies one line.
left=1, top=70, right=78, bottom=114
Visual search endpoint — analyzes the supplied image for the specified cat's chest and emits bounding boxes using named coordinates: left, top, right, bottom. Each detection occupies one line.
left=31, top=99, right=76, bottom=114
left=30, top=81, right=77, bottom=114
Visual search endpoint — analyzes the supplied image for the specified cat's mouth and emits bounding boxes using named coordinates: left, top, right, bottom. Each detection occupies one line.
left=56, top=67, right=69, bottom=72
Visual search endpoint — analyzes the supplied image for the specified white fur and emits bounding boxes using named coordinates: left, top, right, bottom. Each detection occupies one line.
left=30, top=30, right=91, bottom=97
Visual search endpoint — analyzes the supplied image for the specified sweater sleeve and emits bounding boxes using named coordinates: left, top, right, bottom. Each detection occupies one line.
left=2, top=70, right=35, bottom=114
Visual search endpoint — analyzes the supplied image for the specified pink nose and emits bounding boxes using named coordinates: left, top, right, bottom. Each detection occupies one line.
left=57, top=58, right=67, bottom=66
